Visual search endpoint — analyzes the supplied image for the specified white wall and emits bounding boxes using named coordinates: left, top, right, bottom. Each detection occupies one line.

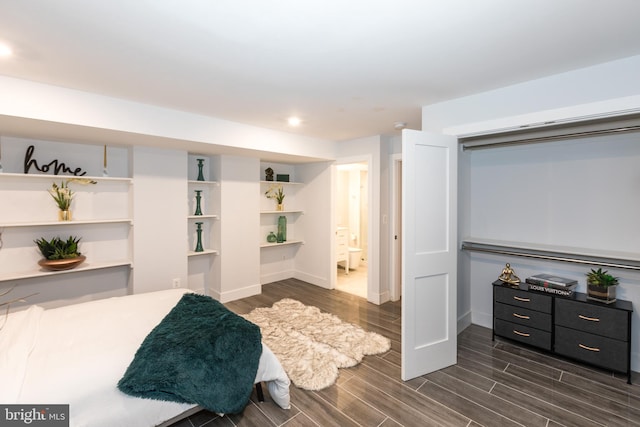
left=294, top=162, right=334, bottom=288
left=132, top=146, right=188, bottom=294
left=421, top=54, right=640, bottom=371
left=217, top=155, right=261, bottom=302
left=336, top=170, right=350, bottom=228
left=468, top=136, right=640, bottom=253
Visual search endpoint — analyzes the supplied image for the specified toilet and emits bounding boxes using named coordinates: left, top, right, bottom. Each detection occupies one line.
left=348, top=247, right=361, bottom=270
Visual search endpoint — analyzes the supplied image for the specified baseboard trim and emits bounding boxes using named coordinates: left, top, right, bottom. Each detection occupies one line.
left=457, top=310, right=472, bottom=334
left=218, top=283, right=261, bottom=303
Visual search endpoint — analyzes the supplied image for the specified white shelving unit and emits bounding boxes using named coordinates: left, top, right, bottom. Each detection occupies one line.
left=186, top=155, right=220, bottom=294
left=0, top=144, right=133, bottom=285
left=259, top=179, right=304, bottom=246
left=259, top=162, right=307, bottom=285
left=186, top=179, right=220, bottom=254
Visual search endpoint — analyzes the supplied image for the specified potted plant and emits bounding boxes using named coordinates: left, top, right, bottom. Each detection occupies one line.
left=265, top=184, right=285, bottom=210
left=35, top=236, right=86, bottom=271
left=585, top=267, right=619, bottom=304
left=48, top=178, right=97, bottom=221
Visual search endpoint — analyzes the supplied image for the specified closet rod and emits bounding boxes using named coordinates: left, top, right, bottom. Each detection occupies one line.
left=461, top=124, right=640, bottom=151
left=461, top=241, right=640, bottom=271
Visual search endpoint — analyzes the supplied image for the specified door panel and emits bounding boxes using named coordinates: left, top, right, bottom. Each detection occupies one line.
left=401, top=129, right=457, bottom=380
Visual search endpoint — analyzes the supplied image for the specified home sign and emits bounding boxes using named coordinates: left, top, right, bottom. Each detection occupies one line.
left=23, top=145, right=87, bottom=176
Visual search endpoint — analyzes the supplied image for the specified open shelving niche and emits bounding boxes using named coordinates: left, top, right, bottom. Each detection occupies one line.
left=186, top=154, right=220, bottom=294
left=0, top=141, right=133, bottom=285
left=259, top=180, right=305, bottom=248
left=259, top=162, right=306, bottom=285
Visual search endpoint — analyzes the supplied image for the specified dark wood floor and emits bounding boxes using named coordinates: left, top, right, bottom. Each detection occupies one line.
left=170, top=278, right=639, bottom=427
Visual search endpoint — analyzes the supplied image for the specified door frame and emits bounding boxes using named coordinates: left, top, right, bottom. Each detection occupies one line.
left=332, top=155, right=375, bottom=301
left=390, top=153, right=402, bottom=301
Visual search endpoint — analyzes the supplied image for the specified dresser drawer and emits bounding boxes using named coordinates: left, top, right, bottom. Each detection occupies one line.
left=495, top=286, right=552, bottom=314
left=494, top=318, right=551, bottom=350
left=555, top=299, right=629, bottom=341
left=494, top=302, right=552, bottom=332
left=555, top=325, right=629, bottom=373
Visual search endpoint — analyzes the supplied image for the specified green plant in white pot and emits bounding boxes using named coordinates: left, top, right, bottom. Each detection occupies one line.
left=585, top=267, right=619, bottom=304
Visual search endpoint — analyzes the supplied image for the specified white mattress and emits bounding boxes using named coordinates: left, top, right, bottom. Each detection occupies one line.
left=1, top=289, right=289, bottom=427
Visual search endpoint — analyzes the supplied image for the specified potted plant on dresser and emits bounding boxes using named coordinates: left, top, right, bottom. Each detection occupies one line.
left=585, top=267, right=619, bottom=304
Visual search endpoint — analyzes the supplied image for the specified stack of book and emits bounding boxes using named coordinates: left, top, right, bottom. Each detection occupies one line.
left=525, top=273, right=577, bottom=297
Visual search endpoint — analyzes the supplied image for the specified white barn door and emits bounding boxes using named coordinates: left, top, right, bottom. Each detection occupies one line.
left=401, top=129, right=458, bottom=380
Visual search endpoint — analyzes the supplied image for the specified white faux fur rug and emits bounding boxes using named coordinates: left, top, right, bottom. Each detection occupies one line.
left=243, top=298, right=391, bottom=391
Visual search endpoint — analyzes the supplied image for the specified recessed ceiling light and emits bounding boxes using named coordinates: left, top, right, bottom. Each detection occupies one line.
left=0, top=42, right=13, bottom=57
left=288, top=117, right=301, bottom=127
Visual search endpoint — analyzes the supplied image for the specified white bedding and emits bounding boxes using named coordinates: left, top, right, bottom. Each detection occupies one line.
left=1, top=289, right=290, bottom=427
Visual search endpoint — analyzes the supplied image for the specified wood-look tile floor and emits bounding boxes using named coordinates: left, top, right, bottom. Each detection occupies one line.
left=169, top=279, right=639, bottom=427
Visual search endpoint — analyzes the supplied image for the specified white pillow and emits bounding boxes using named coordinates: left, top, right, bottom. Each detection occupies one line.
left=0, top=305, right=44, bottom=403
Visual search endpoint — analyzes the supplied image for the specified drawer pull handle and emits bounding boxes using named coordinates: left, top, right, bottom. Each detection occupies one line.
left=578, top=343, right=600, bottom=352
left=578, top=314, right=600, bottom=322
left=512, top=313, right=530, bottom=320
left=513, top=296, right=530, bottom=302
left=513, top=330, right=530, bottom=337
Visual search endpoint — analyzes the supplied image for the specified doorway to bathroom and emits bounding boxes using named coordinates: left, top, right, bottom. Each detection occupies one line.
left=335, top=161, right=368, bottom=298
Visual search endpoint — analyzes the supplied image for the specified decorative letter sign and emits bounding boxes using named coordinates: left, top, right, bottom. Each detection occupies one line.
left=24, top=145, right=87, bottom=176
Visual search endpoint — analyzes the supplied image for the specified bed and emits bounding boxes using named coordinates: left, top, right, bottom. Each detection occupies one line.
left=0, top=288, right=290, bottom=427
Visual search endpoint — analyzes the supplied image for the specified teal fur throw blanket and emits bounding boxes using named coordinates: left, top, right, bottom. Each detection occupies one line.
left=118, top=293, right=262, bottom=414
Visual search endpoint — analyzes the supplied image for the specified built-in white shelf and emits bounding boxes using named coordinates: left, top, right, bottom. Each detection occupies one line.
left=187, top=214, right=218, bottom=220
left=0, top=172, right=132, bottom=183
left=187, top=249, right=219, bottom=257
left=260, top=240, right=304, bottom=248
left=0, top=219, right=133, bottom=228
left=0, top=260, right=132, bottom=282
left=186, top=154, right=221, bottom=294
left=260, top=210, right=304, bottom=215
left=187, top=180, right=219, bottom=186
left=260, top=180, right=303, bottom=185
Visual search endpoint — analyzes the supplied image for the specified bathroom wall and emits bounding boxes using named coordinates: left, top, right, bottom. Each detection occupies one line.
left=359, top=169, right=369, bottom=261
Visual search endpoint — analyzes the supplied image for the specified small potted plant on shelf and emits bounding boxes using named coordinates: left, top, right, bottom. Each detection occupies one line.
left=48, top=178, right=97, bottom=221
left=585, top=267, right=619, bottom=304
left=265, top=184, right=285, bottom=211
left=35, top=236, right=86, bottom=271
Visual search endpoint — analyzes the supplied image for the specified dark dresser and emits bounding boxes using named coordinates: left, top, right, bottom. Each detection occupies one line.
left=492, top=280, right=633, bottom=383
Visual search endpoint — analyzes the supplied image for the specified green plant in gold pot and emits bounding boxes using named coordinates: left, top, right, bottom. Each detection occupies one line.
left=48, top=178, right=97, bottom=221
left=585, top=267, right=619, bottom=304
left=35, top=236, right=86, bottom=271
left=265, top=184, right=285, bottom=211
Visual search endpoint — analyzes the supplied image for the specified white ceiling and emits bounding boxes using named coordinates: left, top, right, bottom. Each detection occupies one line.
left=2, top=0, right=640, bottom=142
